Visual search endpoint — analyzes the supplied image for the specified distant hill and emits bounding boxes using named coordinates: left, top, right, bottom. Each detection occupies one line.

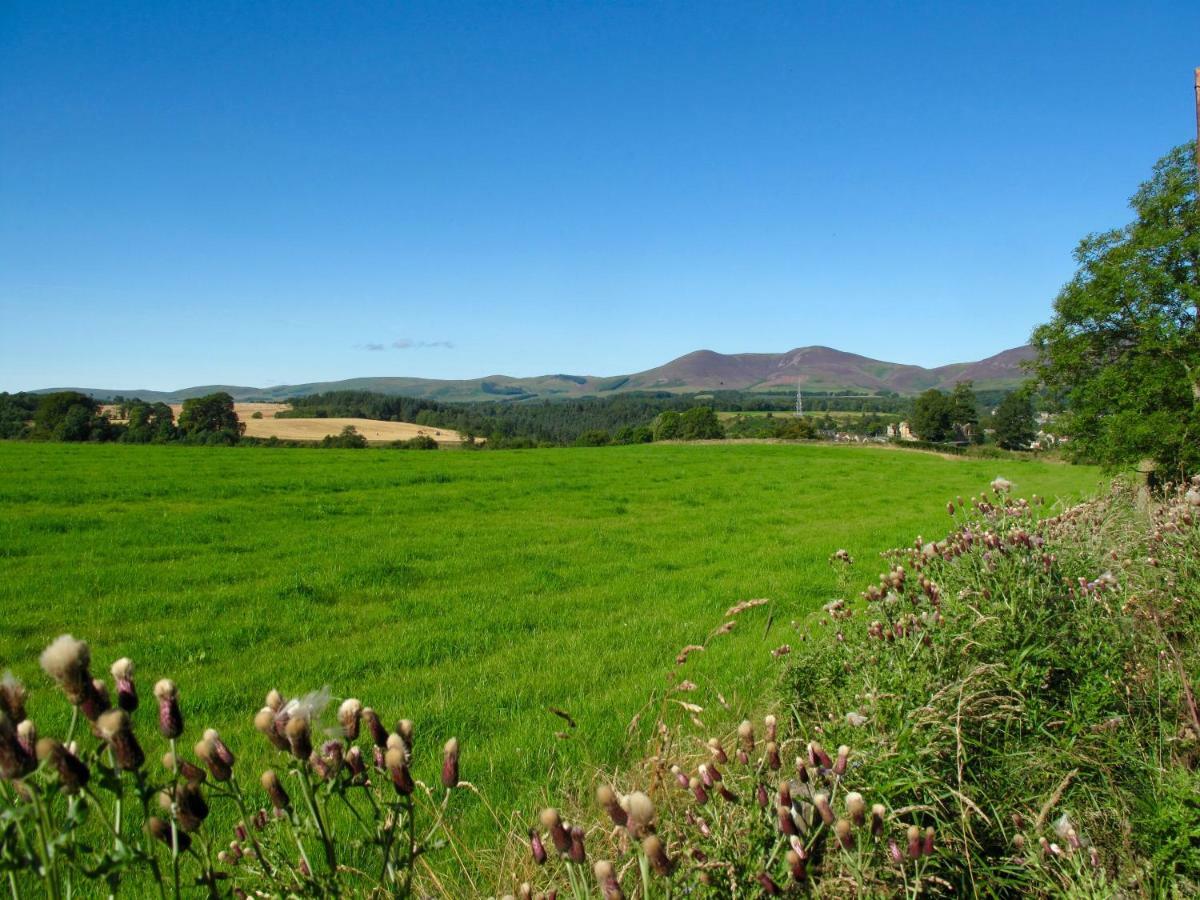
left=31, top=345, right=1034, bottom=403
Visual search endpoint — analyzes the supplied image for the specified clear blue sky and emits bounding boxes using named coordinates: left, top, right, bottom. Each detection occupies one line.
left=2, top=1, right=1198, bottom=391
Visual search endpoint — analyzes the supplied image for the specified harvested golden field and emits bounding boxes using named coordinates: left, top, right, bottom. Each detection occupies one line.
left=240, top=415, right=461, bottom=444
left=101, top=401, right=460, bottom=443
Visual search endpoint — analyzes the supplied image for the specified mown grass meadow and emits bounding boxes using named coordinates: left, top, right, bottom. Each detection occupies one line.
left=0, top=442, right=1101, bottom=861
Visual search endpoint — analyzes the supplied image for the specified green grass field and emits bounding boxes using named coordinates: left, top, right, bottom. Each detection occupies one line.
left=0, top=441, right=1101, bottom=859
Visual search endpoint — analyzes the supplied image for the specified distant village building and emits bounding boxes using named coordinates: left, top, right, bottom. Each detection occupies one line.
left=887, top=421, right=916, bottom=441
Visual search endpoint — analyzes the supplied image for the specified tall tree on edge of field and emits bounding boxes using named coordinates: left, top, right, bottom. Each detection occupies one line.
left=992, top=389, right=1036, bottom=451
left=1031, top=142, right=1200, bottom=475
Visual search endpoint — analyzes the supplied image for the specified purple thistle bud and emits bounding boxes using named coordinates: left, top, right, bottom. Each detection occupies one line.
left=778, top=805, right=797, bottom=836
left=835, top=819, right=854, bottom=849
left=717, top=784, right=737, bottom=803
left=568, top=825, right=586, bottom=863
left=0, top=673, right=26, bottom=723
left=833, top=745, right=850, bottom=776
left=786, top=849, right=807, bottom=881
left=593, top=861, right=623, bottom=900
left=871, top=803, right=886, bottom=837
left=757, top=783, right=770, bottom=808
left=373, top=745, right=385, bottom=772
left=597, top=785, right=627, bottom=827
left=261, top=769, right=290, bottom=811
left=540, top=808, right=570, bottom=854
left=765, top=741, right=781, bottom=771
left=362, top=707, right=387, bottom=748
left=337, top=699, right=362, bottom=741
left=529, top=828, right=547, bottom=865
left=814, top=792, right=834, bottom=825
left=253, top=708, right=288, bottom=752
left=154, top=680, right=183, bottom=740
left=235, top=822, right=248, bottom=842
left=346, top=746, right=365, bottom=776
left=922, top=826, right=935, bottom=856
left=737, top=720, right=754, bottom=754
left=385, top=748, right=413, bottom=795
left=907, top=825, right=921, bottom=859
left=689, top=776, right=708, bottom=805
left=35, top=738, right=88, bottom=792
left=643, top=835, right=674, bottom=876
left=149, top=817, right=191, bottom=853
left=96, top=709, right=144, bottom=770
left=671, top=765, right=689, bottom=789
left=284, top=716, right=312, bottom=761
left=706, top=738, right=728, bottom=763
left=889, top=839, right=902, bottom=863
left=757, top=872, right=781, bottom=895
left=441, top=737, right=459, bottom=789
left=699, top=764, right=714, bottom=788
left=195, top=736, right=233, bottom=781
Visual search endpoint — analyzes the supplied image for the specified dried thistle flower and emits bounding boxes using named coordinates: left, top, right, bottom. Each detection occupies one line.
left=871, top=803, right=886, bottom=837
left=624, top=791, right=655, bottom=838
left=170, top=782, right=210, bottom=832
left=845, top=791, right=865, bottom=827
left=786, top=849, right=807, bottom=881
left=96, top=709, right=144, bottom=770
left=541, top=808, right=571, bottom=854
left=0, top=713, right=33, bottom=779
left=384, top=747, right=413, bottom=795
left=832, top=744, right=850, bottom=776
left=254, top=708, right=288, bottom=752
left=441, top=737, right=459, bottom=789
left=777, top=805, right=797, bottom=836
left=154, top=679, right=183, bottom=739
left=593, top=860, right=623, bottom=900
left=260, top=769, right=290, bottom=811
left=284, top=715, right=312, bottom=761
left=163, top=751, right=207, bottom=783
left=764, top=714, right=777, bottom=742
left=265, top=689, right=284, bottom=712
left=643, top=835, right=673, bottom=876
left=813, top=791, right=834, bottom=825
left=923, top=826, right=935, bottom=856
left=765, top=741, right=781, bottom=771
left=808, top=741, right=832, bottom=769
left=195, top=735, right=233, bottom=781
left=40, top=635, right=95, bottom=707
left=110, top=658, right=137, bottom=712
left=529, top=828, right=547, bottom=865
left=737, top=720, right=755, bottom=753
left=597, top=785, right=628, bottom=827
left=568, top=825, right=586, bottom=863
left=345, top=746, right=364, bottom=777
left=149, top=816, right=191, bottom=852
left=906, top=825, right=921, bottom=859
left=706, top=737, right=728, bottom=763
left=0, top=672, right=26, bottom=722
left=396, top=719, right=415, bottom=757
left=835, top=818, right=854, bottom=849
left=337, top=698, right=362, bottom=741
left=757, top=872, right=782, bottom=895
left=15, top=719, right=35, bottom=758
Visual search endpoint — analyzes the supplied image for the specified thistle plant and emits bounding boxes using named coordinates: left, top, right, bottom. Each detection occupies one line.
left=0, top=640, right=469, bottom=898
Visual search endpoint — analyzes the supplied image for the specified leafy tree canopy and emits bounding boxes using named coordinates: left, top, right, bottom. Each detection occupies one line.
left=1031, top=143, right=1200, bottom=474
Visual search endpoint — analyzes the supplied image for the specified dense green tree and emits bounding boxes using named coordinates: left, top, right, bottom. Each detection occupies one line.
left=34, top=392, right=97, bottom=437
left=949, top=381, right=980, bottom=442
left=677, top=407, right=724, bottom=440
left=993, top=389, right=1036, bottom=450
left=177, top=392, right=242, bottom=444
left=122, top=401, right=177, bottom=443
left=1031, top=143, right=1200, bottom=474
left=0, top=393, right=36, bottom=438
left=573, top=429, right=611, bottom=447
left=653, top=410, right=682, bottom=441
left=320, top=425, right=368, bottom=448
left=911, top=389, right=953, bottom=442
left=774, top=417, right=817, bottom=440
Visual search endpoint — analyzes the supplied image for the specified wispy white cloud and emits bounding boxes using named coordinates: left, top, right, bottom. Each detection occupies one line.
left=392, top=338, right=454, bottom=350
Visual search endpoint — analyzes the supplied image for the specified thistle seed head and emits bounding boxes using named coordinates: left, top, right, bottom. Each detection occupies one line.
left=624, top=791, right=655, bottom=838
left=643, top=834, right=673, bottom=876
left=154, top=679, right=183, bottom=739
left=0, top=672, right=27, bottom=722
left=40, top=635, right=92, bottom=705
left=597, top=784, right=628, bottom=827
left=260, top=769, right=290, bottom=810
left=337, top=698, right=362, bottom=741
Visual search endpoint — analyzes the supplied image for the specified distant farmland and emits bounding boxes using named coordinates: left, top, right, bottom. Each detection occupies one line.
left=103, top=401, right=463, bottom=444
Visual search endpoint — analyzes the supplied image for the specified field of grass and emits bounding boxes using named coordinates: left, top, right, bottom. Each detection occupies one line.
left=0, top=442, right=1101, bottom=864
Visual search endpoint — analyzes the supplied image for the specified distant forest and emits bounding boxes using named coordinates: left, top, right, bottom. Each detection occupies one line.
left=0, top=385, right=1017, bottom=449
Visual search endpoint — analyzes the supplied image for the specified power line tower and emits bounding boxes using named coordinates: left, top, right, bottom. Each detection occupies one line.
left=794, top=377, right=804, bottom=418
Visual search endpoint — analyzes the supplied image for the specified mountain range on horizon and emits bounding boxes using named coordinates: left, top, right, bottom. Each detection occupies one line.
left=31, top=345, right=1035, bottom=404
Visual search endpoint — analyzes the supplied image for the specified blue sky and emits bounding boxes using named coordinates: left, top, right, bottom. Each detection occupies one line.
left=2, top=1, right=1198, bottom=391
